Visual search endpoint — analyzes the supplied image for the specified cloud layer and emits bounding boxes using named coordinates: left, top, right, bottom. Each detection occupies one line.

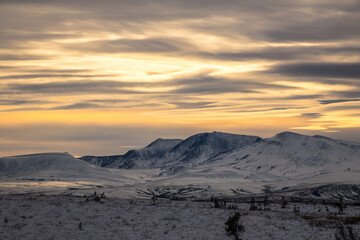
left=0, top=0, right=360, bottom=155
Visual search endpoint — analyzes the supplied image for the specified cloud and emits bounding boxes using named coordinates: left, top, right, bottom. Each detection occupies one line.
left=282, top=94, right=322, bottom=100
left=0, top=0, right=360, bottom=156
left=4, top=80, right=144, bottom=95
left=19, top=69, right=94, bottom=74
left=0, top=74, right=111, bottom=80
left=0, top=54, right=50, bottom=61
left=236, top=94, right=322, bottom=102
left=1, top=74, right=295, bottom=96
left=0, top=31, right=80, bottom=48
left=198, top=46, right=360, bottom=61
left=70, top=37, right=194, bottom=53
left=229, top=107, right=303, bottom=113
left=319, top=99, right=360, bottom=105
left=268, top=62, right=360, bottom=79
left=0, top=99, right=51, bottom=106
left=331, top=90, right=360, bottom=98
left=51, top=102, right=106, bottom=110
left=301, top=113, right=323, bottom=118
left=169, top=75, right=294, bottom=95
left=88, top=99, right=125, bottom=104
left=0, top=65, right=15, bottom=69
left=1, top=102, right=115, bottom=112
left=168, top=101, right=217, bottom=109
left=324, top=105, right=360, bottom=111
left=263, top=16, right=360, bottom=42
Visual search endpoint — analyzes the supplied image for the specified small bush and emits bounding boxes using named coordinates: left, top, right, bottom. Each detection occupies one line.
left=281, top=196, right=287, bottom=209
left=212, top=198, right=227, bottom=209
left=227, top=204, right=239, bottom=210
left=293, top=205, right=300, bottom=213
left=250, top=198, right=258, bottom=211
left=214, top=198, right=221, bottom=208
left=225, top=212, right=245, bottom=240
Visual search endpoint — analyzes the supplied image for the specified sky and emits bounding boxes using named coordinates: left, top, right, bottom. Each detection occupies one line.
left=0, top=0, right=360, bottom=156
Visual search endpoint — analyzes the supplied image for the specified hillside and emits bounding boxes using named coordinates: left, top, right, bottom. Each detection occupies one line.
left=80, top=132, right=261, bottom=169
left=1, top=132, right=360, bottom=200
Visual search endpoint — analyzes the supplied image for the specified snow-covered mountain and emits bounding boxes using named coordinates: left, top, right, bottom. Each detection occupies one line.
left=78, top=131, right=360, bottom=199
left=80, top=138, right=183, bottom=168
left=0, top=152, right=95, bottom=178
left=0, top=152, right=131, bottom=184
left=80, top=131, right=360, bottom=176
left=164, top=132, right=261, bottom=165
left=1, top=131, right=359, bottom=200
left=80, top=132, right=261, bottom=169
left=199, top=131, right=360, bottom=180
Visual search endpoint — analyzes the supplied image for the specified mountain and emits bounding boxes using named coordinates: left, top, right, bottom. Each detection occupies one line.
left=77, top=131, right=360, bottom=200
left=1, top=131, right=359, bottom=200
left=78, top=131, right=360, bottom=181
left=164, top=131, right=261, bottom=165
left=0, top=152, right=95, bottom=178
left=79, top=132, right=261, bottom=169
left=80, top=138, right=183, bottom=169
left=186, top=131, right=360, bottom=180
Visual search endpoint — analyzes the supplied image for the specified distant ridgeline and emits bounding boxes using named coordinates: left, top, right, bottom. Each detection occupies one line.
left=79, top=131, right=360, bottom=172
left=1, top=131, right=360, bottom=200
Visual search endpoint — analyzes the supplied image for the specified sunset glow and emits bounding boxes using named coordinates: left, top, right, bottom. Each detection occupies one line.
left=1, top=0, right=359, bottom=156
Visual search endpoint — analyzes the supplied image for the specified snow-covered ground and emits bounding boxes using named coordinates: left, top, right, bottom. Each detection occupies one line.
left=1, top=194, right=359, bottom=240
left=1, top=132, right=360, bottom=239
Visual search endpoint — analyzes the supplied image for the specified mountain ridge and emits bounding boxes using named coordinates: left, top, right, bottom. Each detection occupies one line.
left=79, top=131, right=360, bottom=170
left=1, top=131, right=360, bottom=200
left=80, top=131, right=262, bottom=169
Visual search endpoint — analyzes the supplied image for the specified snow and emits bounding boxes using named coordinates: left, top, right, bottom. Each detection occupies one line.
left=1, top=132, right=360, bottom=239
left=79, top=132, right=360, bottom=183
left=0, top=153, right=94, bottom=177
left=1, top=194, right=359, bottom=240
left=80, top=131, right=261, bottom=169
left=1, top=131, right=360, bottom=200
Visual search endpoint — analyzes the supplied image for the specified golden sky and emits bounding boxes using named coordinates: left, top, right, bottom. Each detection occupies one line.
left=0, top=0, right=360, bottom=156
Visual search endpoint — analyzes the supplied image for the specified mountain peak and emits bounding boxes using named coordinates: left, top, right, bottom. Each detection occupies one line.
left=313, top=135, right=332, bottom=140
left=10, top=152, right=73, bottom=158
left=274, top=131, right=303, bottom=138
left=146, top=138, right=183, bottom=148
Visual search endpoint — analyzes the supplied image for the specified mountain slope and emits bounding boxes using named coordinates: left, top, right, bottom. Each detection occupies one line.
left=78, top=131, right=360, bottom=183
left=0, top=152, right=96, bottom=178
left=154, top=131, right=359, bottom=198
left=80, top=138, right=183, bottom=169
left=164, top=131, right=261, bottom=166
left=203, top=131, right=360, bottom=180
left=80, top=132, right=261, bottom=169
left=1, top=132, right=360, bottom=200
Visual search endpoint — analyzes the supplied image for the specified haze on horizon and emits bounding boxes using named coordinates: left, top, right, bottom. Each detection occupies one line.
left=0, top=0, right=359, bottom=157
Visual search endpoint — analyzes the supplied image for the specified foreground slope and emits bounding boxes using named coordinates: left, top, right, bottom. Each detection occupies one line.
left=2, top=195, right=360, bottom=240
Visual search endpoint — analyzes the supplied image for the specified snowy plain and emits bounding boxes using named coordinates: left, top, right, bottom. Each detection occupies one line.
left=1, top=194, right=360, bottom=240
